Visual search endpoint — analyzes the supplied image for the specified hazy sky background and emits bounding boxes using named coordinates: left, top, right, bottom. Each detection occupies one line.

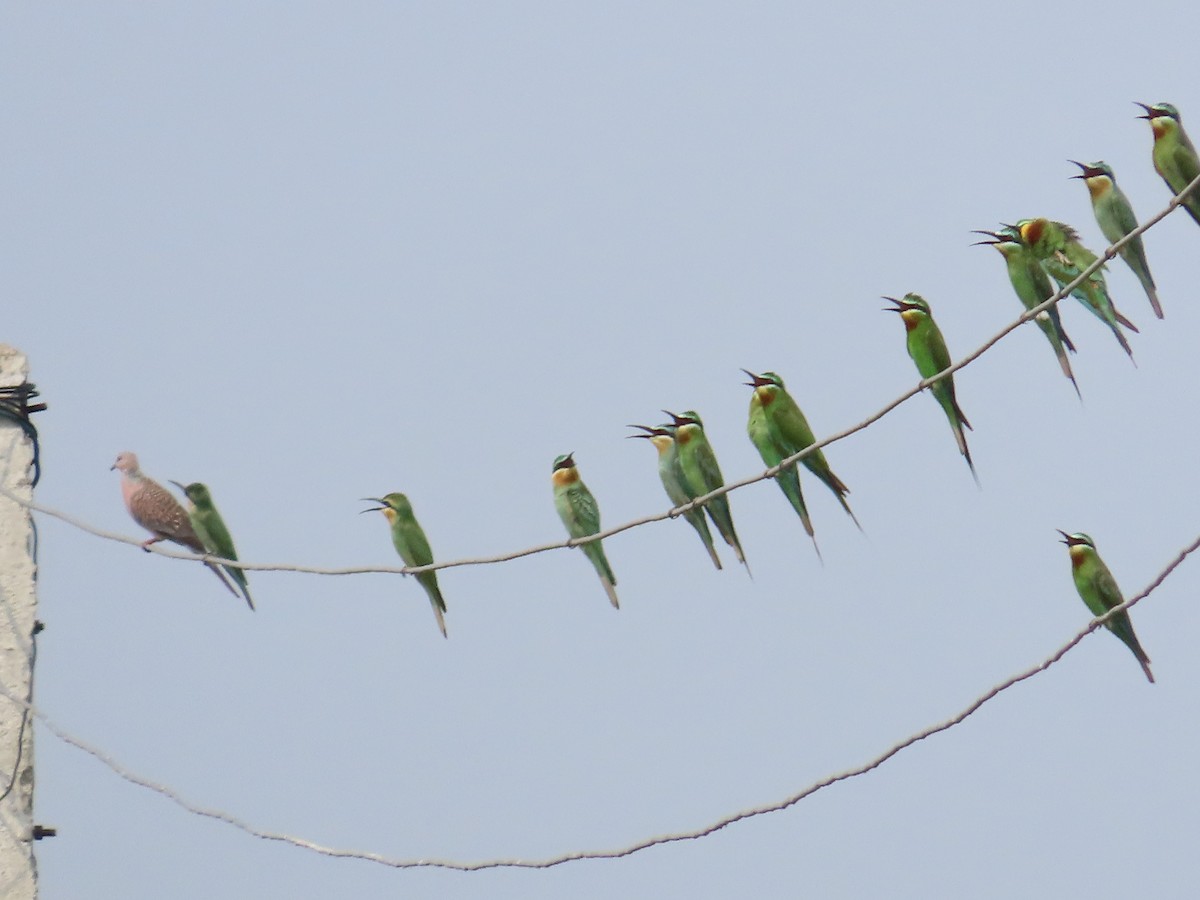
left=5, top=3, right=1200, bottom=897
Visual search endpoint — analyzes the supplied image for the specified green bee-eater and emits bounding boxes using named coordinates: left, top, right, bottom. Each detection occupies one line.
left=1058, top=531, right=1153, bottom=683
left=551, top=453, right=619, bottom=608
left=972, top=225, right=1080, bottom=399
left=1070, top=160, right=1162, bottom=319
left=740, top=370, right=820, bottom=558
left=884, top=295, right=977, bottom=482
left=1136, top=101, right=1200, bottom=227
left=628, top=423, right=723, bottom=570
left=743, top=371, right=860, bottom=530
left=662, top=410, right=750, bottom=572
left=168, top=480, right=254, bottom=610
left=1018, top=217, right=1138, bottom=362
left=362, top=493, right=448, bottom=637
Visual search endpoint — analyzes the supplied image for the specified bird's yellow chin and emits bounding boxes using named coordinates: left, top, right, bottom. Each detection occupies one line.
left=552, top=467, right=579, bottom=486
left=1084, top=177, right=1111, bottom=200
left=1067, top=544, right=1090, bottom=567
left=382, top=508, right=398, bottom=524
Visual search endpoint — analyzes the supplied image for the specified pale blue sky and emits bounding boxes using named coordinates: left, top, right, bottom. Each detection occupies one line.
left=5, top=3, right=1200, bottom=897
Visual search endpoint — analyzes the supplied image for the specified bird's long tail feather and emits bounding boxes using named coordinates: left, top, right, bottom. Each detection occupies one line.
left=205, top=562, right=240, bottom=598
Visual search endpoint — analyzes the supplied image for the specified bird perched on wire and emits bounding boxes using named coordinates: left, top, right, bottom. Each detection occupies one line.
left=110, top=451, right=239, bottom=600
left=1058, top=531, right=1154, bottom=683
left=1136, top=101, right=1200, bottom=227
left=361, top=492, right=448, bottom=638
left=169, top=480, right=255, bottom=610
left=552, top=452, right=620, bottom=608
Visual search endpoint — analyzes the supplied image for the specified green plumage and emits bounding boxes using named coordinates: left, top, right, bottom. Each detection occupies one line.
left=742, top=370, right=819, bottom=557
left=1059, top=531, right=1153, bottom=683
left=1137, top=102, right=1200, bottom=227
left=365, top=492, right=448, bottom=637
left=170, top=481, right=254, bottom=610
left=1018, top=218, right=1137, bottom=362
left=665, top=410, right=750, bottom=572
left=552, top=454, right=620, bottom=608
left=886, top=295, right=977, bottom=481
left=1071, top=160, right=1162, bottom=319
left=974, top=225, right=1079, bottom=397
left=748, top=372, right=860, bottom=529
left=628, top=425, right=722, bottom=570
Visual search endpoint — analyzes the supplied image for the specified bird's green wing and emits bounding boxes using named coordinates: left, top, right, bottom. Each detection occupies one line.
left=771, top=395, right=816, bottom=450
left=1092, top=564, right=1125, bottom=614
left=571, top=485, right=602, bottom=536
left=1172, top=141, right=1200, bottom=185
left=198, top=509, right=239, bottom=562
left=187, top=509, right=215, bottom=553
left=926, top=326, right=953, bottom=374
left=1109, top=196, right=1139, bottom=237
left=694, top=440, right=726, bottom=493
left=398, top=519, right=436, bottom=568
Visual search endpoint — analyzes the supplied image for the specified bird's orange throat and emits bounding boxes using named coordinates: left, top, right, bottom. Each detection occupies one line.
left=1151, top=119, right=1171, bottom=140
left=899, top=310, right=920, bottom=332
left=382, top=508, right=398, bottom=525
left=1020, top=219, right=1044, bottom=246
left=1067, top=545, right=1088, bottom=570
left=755, top=386, right=776, bottom=407
left=1084, top=177, right=1111, bottom=201
left=552, top=467, right=579, bottom=487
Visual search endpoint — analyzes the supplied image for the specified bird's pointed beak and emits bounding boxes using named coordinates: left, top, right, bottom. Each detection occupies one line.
left=360, top=497, right=387, bottom=513
left=168, top=480, right=186, bottom=493
left=1067, top=160, right=1095, bottom=179
left=970, top=229, right=1001, bottom=247
left=662, top=409, right=687, bottom=426
left=1134, top=101, right=1154, bottom=119
left=1056, top=529, right=1072, bottom=544
left=741, top=368, right=770, bottom=388
left=882, top=296, right=905, bottom=313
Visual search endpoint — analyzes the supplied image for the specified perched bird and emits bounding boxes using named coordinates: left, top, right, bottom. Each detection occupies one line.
left=663, top=410, right=750, bottom=572
left=972, top=225, right=1080, bottom=398
left=551, top=453, right=619, bottom=608
left=1070, top=160, right=1162, bottom=318
left=740, top=370, right=820, bottom=558
left=168, top=480, right=255, bottom=610
left=361, top=493, right=448, bottom=637
left=885, top=295, right=977, bottom=482
left=627, top=424, right=723, bottom=570
left=1058, top=531, right=1154, bottom=683
left=743, top=371, right=861, bottom=530
left=110, top=452, right=239, bottom=598
left=1018, top=217, right=1138, bottom=362
left=1136, top=101, right=1200, bottom=227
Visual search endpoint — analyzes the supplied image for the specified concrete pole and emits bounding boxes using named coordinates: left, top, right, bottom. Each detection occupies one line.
left=0, top=345, right=41, bottom=898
